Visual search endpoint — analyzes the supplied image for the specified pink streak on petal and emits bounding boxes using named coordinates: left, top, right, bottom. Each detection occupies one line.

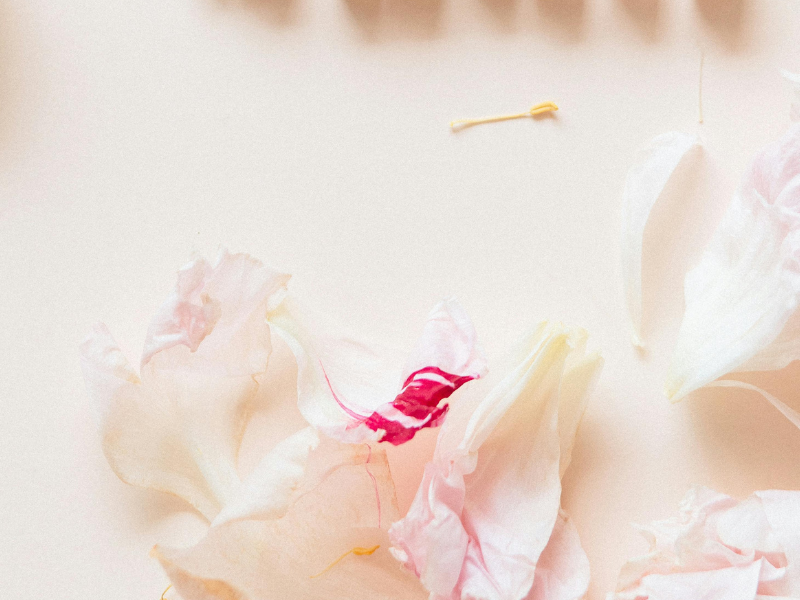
left=364, top=367, right=478, bottom=445
left=365, top=445, right=382, bottom=529
left=319, top=360, right=370, bottom=420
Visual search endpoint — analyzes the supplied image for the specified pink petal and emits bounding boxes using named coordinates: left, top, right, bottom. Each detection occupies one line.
left=142, top=249, right=290, bottom=374
left=611, top=488, right=800, bottom=599
left=390, top=323, right=602, bottom=600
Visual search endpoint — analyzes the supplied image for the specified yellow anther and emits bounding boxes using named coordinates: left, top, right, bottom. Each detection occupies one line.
left=450, top=101, right=558, bottom=129
left=161, top=584, right=172, bottom=600
left=310, top=545, right=381, bottom=579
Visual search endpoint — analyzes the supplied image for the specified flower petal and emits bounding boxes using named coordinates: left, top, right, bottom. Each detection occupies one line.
left=666, top=125, right=800, bottom=401
left=389, top=322, right=602, bottom=600
left=621, top=131, right=700, bottom=347
left=610, top=487, right=800, bottom=599
left=143, top=250, right=290, bottom=374
left=212, top=426, right=321, bottom=527
left=80, top=251, right=290, bottom=520
left=756, top=490, right=800, bottom=595
left=527, top=510, right=590, bottom=600
left=270, top=297, right=486, bottom=445
left=627, top=562, right=763, bottom=600
left=153, top=440, right=427, bottom=600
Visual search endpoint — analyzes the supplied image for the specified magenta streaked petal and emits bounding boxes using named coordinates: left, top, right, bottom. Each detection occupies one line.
left=271, top=297, right=487, bottom=445
left=364, top=367, right=478, bottom=445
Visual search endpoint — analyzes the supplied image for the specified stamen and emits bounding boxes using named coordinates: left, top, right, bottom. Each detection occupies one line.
left=161, top=584, right=172, bottom=600
left=450, top=101, right=558, bottom=129
left=310, top=545, right=381, bottom=579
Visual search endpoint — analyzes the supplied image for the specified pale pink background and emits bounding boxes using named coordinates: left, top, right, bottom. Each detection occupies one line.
left=2, top=0, right=800, bottom=598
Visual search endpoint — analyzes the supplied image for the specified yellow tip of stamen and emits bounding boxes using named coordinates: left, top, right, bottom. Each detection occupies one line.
left=310, top=545, right=381, bottom=579
left=450, top=101, right=558, bottom=129
left=161, top=584, right=172, bottom=600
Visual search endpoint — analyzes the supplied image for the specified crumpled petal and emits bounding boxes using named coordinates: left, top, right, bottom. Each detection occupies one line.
left=269, top=297, right=487, bottom=445
left=608, top=486, right=800, bottom=600
left=80, top=250, right=290, bottom=520
left=666, top=125, right=800, bottom=401
left=621, top=131, right=700, bottom=347
left=389, top=322, right=603, bottom=600
left=782, top=71, right=800, bottom=122
left=153, top=439, right=427, bottom=600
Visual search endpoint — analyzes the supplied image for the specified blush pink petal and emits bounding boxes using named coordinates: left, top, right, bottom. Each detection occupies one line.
left=390, top=323, right=603, bottom=600
left=270, top=297, right=487, bottom=445
left=153, top=439, right=427, bottom=600
left=80, top=250, right=290, bottom=520
left=610, top=487, right=800, bottom=600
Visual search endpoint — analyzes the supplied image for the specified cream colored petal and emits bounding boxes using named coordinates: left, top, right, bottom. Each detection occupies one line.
left=390, top=323, right=602, bottom=600
left=212, top=427, right=321, bottom=527
left=80, top=250, right=290, bottom=520
left=81, top=323, right=228, bottom=519
left=621, top=131, right=700, bottom=347
left=154, top=443, right=427, bottom=600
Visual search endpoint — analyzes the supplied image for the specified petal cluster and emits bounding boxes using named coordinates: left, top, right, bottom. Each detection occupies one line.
left=389, top=323, right=603, bottom=600
left=81, top=251, right=604, bottom=600
left=609, top=487, right=800, bottom=600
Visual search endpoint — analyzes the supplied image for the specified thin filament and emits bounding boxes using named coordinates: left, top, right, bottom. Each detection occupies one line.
left=161, top=584, right=172, bottom=600
left=365, top=445, right=381, bottom=529
left=705, top=380, right=800, bottom=431
left=310, top=545, right=380, bottom=579
left=450, top=101, right=558, bottom=129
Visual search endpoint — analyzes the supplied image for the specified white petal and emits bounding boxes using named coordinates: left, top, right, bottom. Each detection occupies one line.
left=270, top=297, right=486, bottom=445
left=390, top=322, right=603, bottom=600
left=80, top=251, right=289, bottom=520
left=153, top=442, right=427, bottom=600
left=621, top=131, right=700, bottom=347
left=666, top=125, right=800, bottom=400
